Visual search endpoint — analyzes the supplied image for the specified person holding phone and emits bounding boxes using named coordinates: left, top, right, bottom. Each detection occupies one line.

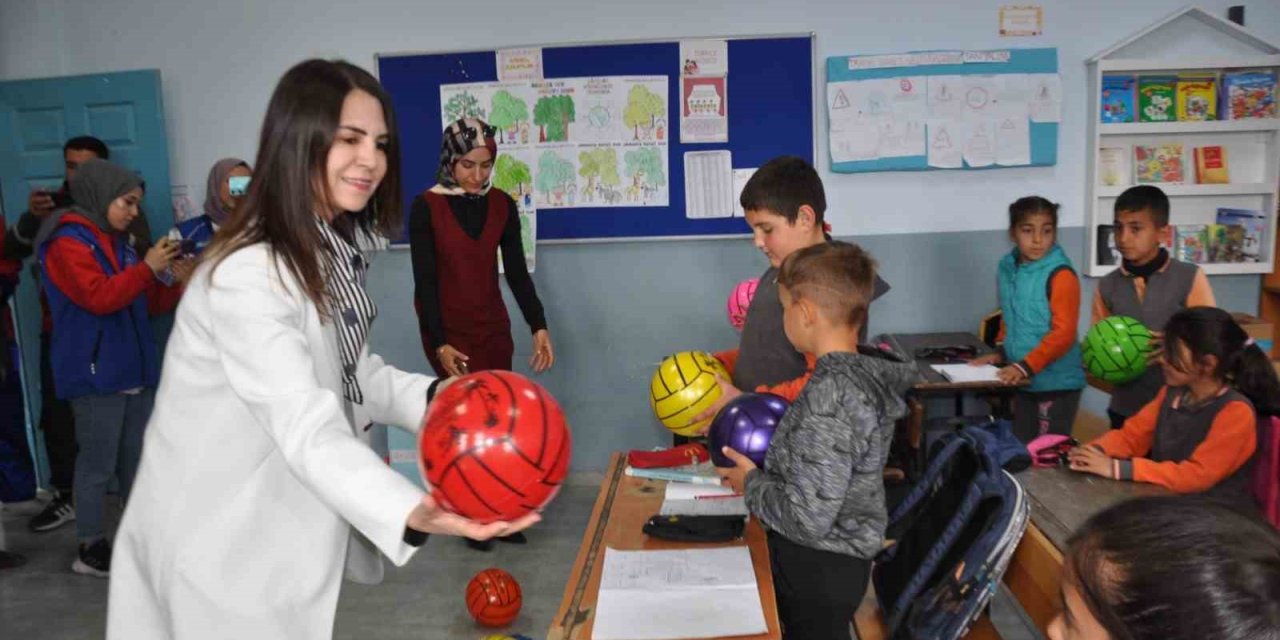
left=169, top=158, right=252, bottom=258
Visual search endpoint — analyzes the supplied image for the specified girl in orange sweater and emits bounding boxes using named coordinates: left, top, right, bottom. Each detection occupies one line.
left=1069, top=307, right=1279, bottom=506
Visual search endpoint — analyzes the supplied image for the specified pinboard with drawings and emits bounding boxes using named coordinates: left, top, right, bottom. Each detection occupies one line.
left=826, top=47, right=1059, bottom=173
left=375, top=34, right=814, bottom=243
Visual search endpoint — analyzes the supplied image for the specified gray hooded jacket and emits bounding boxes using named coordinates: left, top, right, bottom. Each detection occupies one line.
left=744, top=349, right=919, bottom=558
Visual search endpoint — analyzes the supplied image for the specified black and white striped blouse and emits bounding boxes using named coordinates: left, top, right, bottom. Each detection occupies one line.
left=315, top=220, right=377, bottom=405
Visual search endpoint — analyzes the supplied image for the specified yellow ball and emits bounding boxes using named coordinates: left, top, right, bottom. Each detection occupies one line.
left=650, top=351, right=730, bottom=436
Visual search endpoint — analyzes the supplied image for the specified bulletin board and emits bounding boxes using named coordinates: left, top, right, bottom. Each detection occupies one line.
left=825, top=47, right=1059, bottom=173
left=376, top=34, right=814, bottom=243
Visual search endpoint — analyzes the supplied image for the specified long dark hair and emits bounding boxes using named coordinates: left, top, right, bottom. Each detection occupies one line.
left=205, top=59, right=402, bottom=313
left=1064, top=496, right=1280, bottom=640
left=1163, top=306, right=1280, bottom=414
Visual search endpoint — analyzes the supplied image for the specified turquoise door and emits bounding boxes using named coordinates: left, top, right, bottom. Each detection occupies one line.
left=0, top=70, right=172, bottom=486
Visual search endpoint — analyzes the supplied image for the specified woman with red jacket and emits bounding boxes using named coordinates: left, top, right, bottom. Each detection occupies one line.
left=36, top=158, right=187, bottom=578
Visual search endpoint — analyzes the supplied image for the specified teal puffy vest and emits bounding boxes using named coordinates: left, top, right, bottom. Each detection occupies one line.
left=997, top=244, right=1085, bottom=393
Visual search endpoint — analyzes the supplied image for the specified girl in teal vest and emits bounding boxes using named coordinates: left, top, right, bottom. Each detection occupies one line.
left=973, top=197, right=1085, bottom=442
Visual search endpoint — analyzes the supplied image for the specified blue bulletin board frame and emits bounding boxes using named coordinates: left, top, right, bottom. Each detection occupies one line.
left=825, top=47, right=1058, bottom=173
left=376, top=34, right=815, bottom=243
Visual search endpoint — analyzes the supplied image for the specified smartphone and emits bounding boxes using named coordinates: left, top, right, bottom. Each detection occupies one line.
left=180, top=239, right=198, bottom=256
left=228, top=175, right=250, bottom=197
left=50, top=189, right=73, bottom=209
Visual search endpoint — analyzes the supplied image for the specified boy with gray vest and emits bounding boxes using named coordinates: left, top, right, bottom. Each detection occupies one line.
left=1092, top=186, right=1215, bottom=428
left=718, top=241, right=918, bottom=640
left=696, top=157, right=889, bottom=429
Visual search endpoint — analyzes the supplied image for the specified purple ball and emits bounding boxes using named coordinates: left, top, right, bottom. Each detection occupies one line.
left=710, top=393, right=789, bottom=468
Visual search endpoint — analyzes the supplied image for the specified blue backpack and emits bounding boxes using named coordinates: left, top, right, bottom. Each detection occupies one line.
left=873, top=425, right=1030, bottom=640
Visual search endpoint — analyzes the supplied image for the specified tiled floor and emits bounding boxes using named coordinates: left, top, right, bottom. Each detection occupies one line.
left=1, top=482, right=1041, bottom=639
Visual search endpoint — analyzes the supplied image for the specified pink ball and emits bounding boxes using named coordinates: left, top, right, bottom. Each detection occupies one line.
left=726, top=278, right=759, bottom=332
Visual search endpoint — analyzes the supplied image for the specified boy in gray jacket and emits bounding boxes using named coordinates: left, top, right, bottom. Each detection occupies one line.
left=719, top=241, right=918, bottom=640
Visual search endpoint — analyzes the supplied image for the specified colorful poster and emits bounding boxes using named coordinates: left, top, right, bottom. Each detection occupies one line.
left=441, top=76, right=670, bottom=209
left=680, top=76, right=728, bottom=143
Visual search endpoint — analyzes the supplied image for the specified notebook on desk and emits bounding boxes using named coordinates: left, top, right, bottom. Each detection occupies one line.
left=930, top=363, right=1003, bottom=384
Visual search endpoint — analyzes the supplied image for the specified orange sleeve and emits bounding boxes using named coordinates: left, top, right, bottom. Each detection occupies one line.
left=754, top=352, right=817, bottom=403
left=714, top=349, right=738, bottom=377
left=1129, top=401, right=1257, bottom=493
left=1091, top=286, right=1110, bottom=325
left=1091, top=386, right=1167, bottom=458
left=1021, top=269, right=1081, bottom=374
left=995, top=318, right=1006, bottom=346
left=1185, top=268, right=1216, bottom=308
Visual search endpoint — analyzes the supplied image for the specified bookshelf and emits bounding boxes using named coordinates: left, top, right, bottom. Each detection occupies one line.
left=1084, top=7, right=1280, bottom=277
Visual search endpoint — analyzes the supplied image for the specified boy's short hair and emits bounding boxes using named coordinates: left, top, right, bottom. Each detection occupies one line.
left=64, top=136, right=109, bottom=160
left=1114, top=185, right=1169, bottom=227
left=739, top=155, right=825, bottom=224
left=777, top=240, right=876, bottom=327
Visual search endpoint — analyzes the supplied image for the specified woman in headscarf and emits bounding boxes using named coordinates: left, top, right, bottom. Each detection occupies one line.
left=408, top=118, right=554, bottom=551
left=35, top=158, right=186, bottom=577
left=170, top=158, right=251, bottom=257
left=409, top=118, right=552, bottom=381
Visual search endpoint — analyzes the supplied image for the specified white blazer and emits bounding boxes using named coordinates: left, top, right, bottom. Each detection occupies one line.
left=107, top=243, right=434, bottom=639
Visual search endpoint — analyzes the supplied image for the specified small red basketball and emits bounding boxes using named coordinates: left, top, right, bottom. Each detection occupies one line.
left=419, top=370, right=571, bottom=523
left=466, top=568, right=523, bottom=627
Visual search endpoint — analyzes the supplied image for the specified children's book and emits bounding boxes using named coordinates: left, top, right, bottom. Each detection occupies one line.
left=1176, top=75, right=1218, bottom=121
left=1098, top=146, right=1130, bottom=186
left=1134, top=144, right=1184, bottom=184
left=1216, top=208, right=1266, bottom=262
left=1192, top=145, right=1229, bottom=184
left=1096, top=225, right=1121, bottom=265
left=1138, top=76, right=1177, bottom=122
left=1175, top=224, right=1208, bottom=263
left=1222, top=71, right=1277, bottom=120
left=1205, top=223, right=1246, bottom=263
left=1101, top=75, right=1136, bottom=123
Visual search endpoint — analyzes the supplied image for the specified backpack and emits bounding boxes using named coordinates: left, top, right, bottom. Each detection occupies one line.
left=873, top=425, right=1030, bottom=640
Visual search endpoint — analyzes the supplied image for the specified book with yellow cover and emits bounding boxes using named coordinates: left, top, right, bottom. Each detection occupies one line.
left=1176, top=75, right=1217, bottom=121
left=1193, top=145, right=1229, bottom=184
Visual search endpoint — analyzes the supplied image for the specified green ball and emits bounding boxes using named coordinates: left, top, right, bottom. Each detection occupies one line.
left=1082, top=316, right=1154, bottom=384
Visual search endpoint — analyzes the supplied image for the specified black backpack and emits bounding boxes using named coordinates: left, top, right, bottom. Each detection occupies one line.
left=872, top=425, right=1030, bottom=639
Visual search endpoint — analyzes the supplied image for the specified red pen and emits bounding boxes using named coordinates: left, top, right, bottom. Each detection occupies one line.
left=695, top=493, right=744, bottom=500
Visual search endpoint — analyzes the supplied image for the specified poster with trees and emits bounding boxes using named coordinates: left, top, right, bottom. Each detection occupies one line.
left=440, top=75, right=668, bottom=209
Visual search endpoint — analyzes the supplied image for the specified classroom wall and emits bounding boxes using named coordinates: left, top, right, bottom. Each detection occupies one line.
left=2, top=0, right=1276, bottom=471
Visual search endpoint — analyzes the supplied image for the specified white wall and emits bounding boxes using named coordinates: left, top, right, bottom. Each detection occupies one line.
left=3, top=0, right=1278, bottom=236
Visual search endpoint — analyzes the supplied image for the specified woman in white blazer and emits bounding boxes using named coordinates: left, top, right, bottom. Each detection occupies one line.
left=105, top=59, right=538, bottom=639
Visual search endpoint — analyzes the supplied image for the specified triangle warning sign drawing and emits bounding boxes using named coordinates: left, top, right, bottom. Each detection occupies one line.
left=832, top=90, right=851, bottom=110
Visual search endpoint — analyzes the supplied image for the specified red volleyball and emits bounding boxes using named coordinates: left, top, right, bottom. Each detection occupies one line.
left=419, top=370, right=571, bottom=523
left=466, top=567, right=522, bottom=627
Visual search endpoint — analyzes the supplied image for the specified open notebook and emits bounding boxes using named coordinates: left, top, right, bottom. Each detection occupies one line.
left=930, top=363, right=1003, bottom=383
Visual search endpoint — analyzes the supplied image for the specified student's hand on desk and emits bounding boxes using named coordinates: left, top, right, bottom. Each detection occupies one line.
left=1067, top=445, right=1114, bottom=479
left=406, top=493, right=541, bottom=540
left=691, top=376, right=742, bottom=434
left=996, top=365, right=1026, bottom=385
left=969, top=353, right=1002, bottom=367
left=715, top=447, right=756, bottom=494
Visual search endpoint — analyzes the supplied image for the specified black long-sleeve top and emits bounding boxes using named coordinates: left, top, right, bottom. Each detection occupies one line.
left=408, top=191, right=546, bottom=347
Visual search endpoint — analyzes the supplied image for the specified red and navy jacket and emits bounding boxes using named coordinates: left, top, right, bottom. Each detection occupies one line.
left=37, top=213, right=181, bottom=399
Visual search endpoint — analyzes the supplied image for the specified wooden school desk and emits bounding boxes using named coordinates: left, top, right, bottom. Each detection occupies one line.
left=547, top=453, right=782, bottom=640
left=1003, top=466, right=1170, bottom=632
